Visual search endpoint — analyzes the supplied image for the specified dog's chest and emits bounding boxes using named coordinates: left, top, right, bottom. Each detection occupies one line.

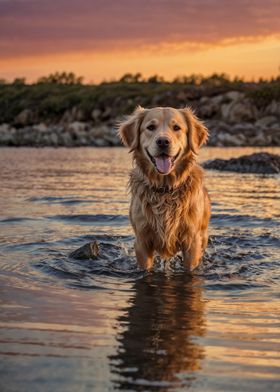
left=140, top=192, right=189, bottom=254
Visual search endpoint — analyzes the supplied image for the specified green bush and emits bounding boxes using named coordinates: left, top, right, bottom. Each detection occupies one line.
left=0, top=73, right=278, bottom=123
left=246, top=81, right=280, bottom=109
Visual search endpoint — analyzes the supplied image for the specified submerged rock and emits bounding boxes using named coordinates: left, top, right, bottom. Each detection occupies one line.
left=203, top=152, right=280, bottom=174
left=69, top=241, right=99, bottom=260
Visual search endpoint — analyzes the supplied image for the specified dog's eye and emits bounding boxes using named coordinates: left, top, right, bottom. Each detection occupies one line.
left=173, top=124, right=181, bottom=131
left=147, top=124, right=156, bottom=131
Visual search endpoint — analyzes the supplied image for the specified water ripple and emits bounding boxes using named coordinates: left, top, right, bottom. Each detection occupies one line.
left=45, top=214, right=128, bottom=224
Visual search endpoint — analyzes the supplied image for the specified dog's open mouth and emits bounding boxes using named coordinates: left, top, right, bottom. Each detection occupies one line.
left=146, top=149, right=180, bottom=174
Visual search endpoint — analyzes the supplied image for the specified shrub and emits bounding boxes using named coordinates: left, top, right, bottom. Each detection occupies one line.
left=246, top=81, right=280, bottom=109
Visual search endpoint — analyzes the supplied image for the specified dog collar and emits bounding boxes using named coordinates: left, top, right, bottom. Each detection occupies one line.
left=151, top=185, right=174, bottom=194
left=150, top=182, right=187, bottom=195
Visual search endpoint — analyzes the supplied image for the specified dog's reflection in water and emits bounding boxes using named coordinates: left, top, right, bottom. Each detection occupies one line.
left=110, top=274, right=206, bottom=390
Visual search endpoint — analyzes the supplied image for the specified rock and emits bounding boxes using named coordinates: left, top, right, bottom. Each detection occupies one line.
left=176, top=91, right=188, bottom=101
left=94, top=138, right=109, bottom=147
left=60, top=109, right=74, bottom=123
left=69, top=107, right=85, bottom=122
left=216, top=132, right=245, bottom=146
left=264, top=127, right=280, bottom=146
left=265, top=100, right=280, bottom=116
left=70, top=241, right=100, bottom=260
left=224, top=91, right=244, bottom=102
left=250, top=130, right=268, bottom=146
left=60, top=107, right=85, bottom=123
left=91, top=108, right=102, bottom=121
left=211, top=95, right=225, bottom=105
left=18, top=126, right=34, bottom=144
left=40, top=132, right=52, bottom=146
left=0, top=124, right=16, bottom=145
left=49, top=132, right=58, bottom=146
left=220, top=103, right=231, bottom=119
left=255, top=116, right=278, bottom=127
left=221, top=99, right=258, bottom=123
left=206, top=120, right=231, bottom=132
left=203, top=152, right=280, bottom=174
left=60, top=131, right=73, bottom=146
left=0, top=123, right=12, bottom=133
left=270, top=123, right=280, bottom=130
left=198, top=96, right=220, bottom=118
left=88, top=126, right=120, bottom=145
left=188, top=118, right=279, bottom=147
left=200, top=96, right=210, bottom=105
left=230, top=123, right=256, bottom=136
left=33, top=123, right=48, bottom=132
left=89, top=126, right=108, bottom=138
left=67, top=121, right=88, bottom=133
left=75, top=108, right=86, bottom=121
left=103, top=127, right=120, bottom=145
left=101, top=107, right=112, bottom=121
left=14, top=109, right=34, bottom=126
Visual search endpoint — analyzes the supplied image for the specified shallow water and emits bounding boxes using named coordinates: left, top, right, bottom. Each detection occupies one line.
left=0, top=147, right=279, bottom=392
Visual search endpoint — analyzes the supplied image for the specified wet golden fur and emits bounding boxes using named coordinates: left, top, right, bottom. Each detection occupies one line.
left=118, top=106, right=211, bottom=271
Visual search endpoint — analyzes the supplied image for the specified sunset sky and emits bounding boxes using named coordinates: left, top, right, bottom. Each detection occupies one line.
left=0, top=0, right=279, bottom=83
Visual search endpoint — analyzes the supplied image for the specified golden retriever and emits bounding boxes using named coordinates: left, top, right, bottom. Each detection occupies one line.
left=118, top=106, right=210, bottom=271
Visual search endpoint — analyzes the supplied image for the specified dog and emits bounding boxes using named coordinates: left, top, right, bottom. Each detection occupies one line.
left=118, top=106, right=210, bottom=271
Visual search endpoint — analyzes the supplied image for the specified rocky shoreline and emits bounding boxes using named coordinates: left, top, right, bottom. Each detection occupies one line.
left=0, top=91, right=279, bottom=147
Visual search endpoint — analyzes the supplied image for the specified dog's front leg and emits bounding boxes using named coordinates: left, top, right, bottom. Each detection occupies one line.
left=182, top=234, right=202, bottom=272
left=135, top=240, right=154, bottom=270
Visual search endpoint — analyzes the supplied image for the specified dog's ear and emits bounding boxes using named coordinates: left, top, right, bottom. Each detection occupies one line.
left=117, top=106, right=147, bottom=151
left=180, top=107, right=208, bottom=154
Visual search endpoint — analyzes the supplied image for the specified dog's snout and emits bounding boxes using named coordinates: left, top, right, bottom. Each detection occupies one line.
left=156, top=137, right=170, bottom=148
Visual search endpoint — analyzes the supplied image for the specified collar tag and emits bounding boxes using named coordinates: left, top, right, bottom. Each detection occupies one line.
left=152, top=185, right=173, bottom=194
left=157, top=186, right=168, bottom=194
left=150, top=180, right=188, bottom=195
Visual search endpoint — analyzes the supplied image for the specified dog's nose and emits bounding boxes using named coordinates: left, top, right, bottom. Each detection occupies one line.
left=156, top=137, right=170, bottom=148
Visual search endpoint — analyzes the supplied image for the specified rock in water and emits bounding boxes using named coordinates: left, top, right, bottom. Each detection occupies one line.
left=203, top=152, right=280, bottom=174
left=70, top=241, right=99, bottom=260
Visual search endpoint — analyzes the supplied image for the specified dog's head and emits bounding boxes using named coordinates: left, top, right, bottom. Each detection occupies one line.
left=118, top=106, right=208, bottom=176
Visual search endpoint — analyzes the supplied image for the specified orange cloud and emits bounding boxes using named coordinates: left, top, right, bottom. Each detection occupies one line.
left=1, top=0, right=280, bottom=56
left=0, top=35, right=279, bottom=83
left=0, top=1, right=279, bottom=81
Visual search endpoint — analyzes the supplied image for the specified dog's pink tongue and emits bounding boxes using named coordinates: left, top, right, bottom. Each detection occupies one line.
left=155, top=156, right=172, bottom=174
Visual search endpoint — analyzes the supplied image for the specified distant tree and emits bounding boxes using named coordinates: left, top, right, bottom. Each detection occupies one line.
left=146, top=74, right=165, bottom=84
left=132, top=72, right=143, bottom=83
left=201, top=73, right=231, bottom=87
left=173, top=74, right=203, bottom=85
left=12, top=77, right=26, bottom=85
left=232, top=76, right=244, bottom=84
left=119, top=73, right=143, bottom=83
left=37, top=72, right=83, bottom=85
left=0, top=78, right=6, bottom=85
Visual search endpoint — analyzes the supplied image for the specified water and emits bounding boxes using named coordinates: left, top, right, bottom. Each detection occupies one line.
left=0, top=147, right=279, bottom=392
